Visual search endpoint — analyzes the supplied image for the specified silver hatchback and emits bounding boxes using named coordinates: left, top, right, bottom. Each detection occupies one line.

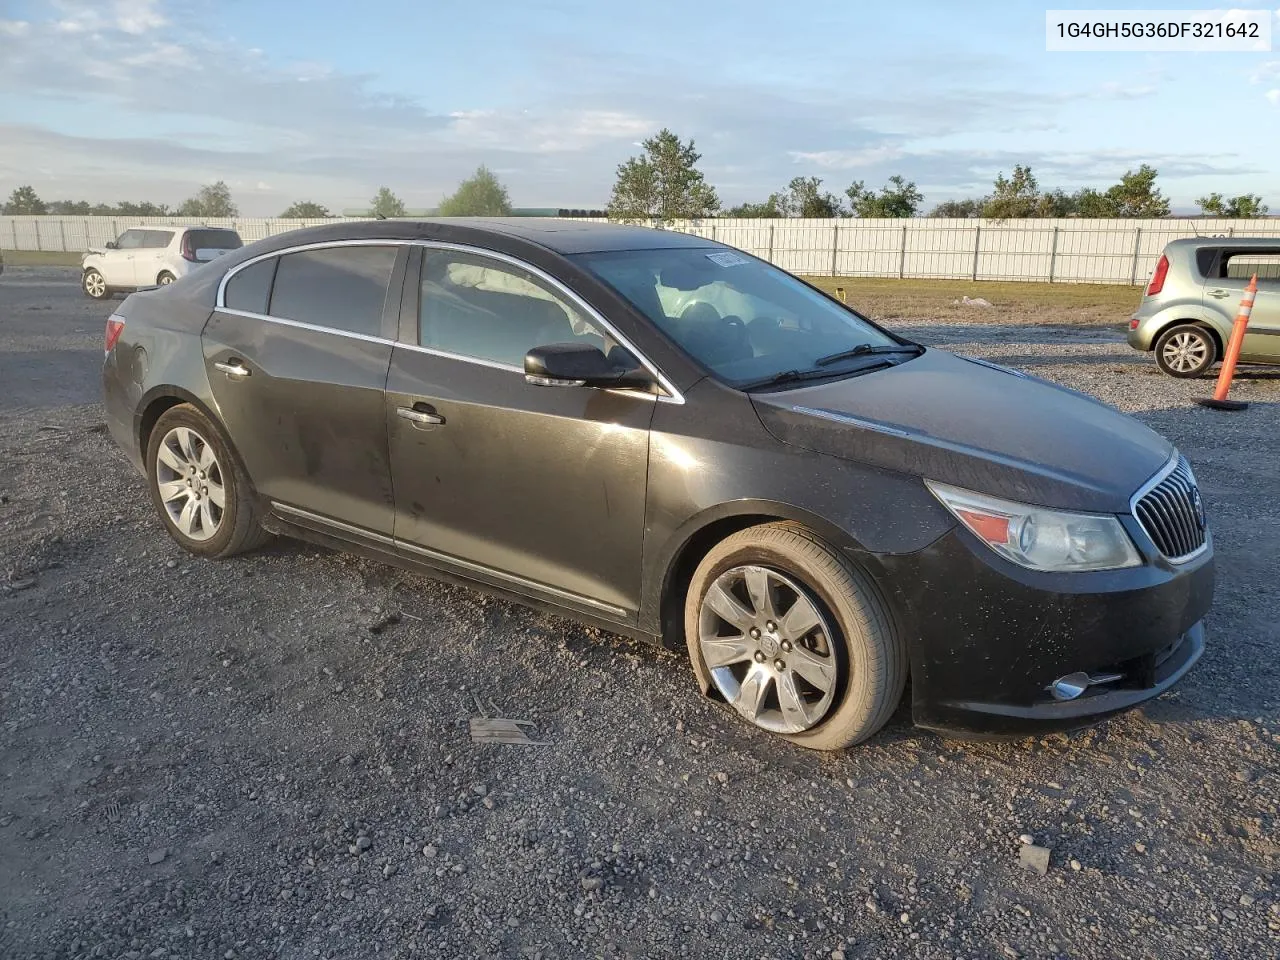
left=1128, top=237, right=1280, bottom=377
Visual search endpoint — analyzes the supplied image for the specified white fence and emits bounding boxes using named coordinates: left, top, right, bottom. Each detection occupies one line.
left=3, top=215, right=1278, bottom=285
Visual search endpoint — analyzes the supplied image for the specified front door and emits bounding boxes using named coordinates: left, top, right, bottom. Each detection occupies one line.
left=202, top=243, right=407, bottom=535
left=1206, top=248, right=1280, bottom=361
left=386, top=246, right=655, bottom=618
left=101, top=229, right=144, bottom=287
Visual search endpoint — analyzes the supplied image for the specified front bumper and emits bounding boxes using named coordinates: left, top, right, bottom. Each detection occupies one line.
left=876, top=526, right=1214, bottom=738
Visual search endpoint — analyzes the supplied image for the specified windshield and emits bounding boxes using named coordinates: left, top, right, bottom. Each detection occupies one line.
left=186, top=229, right=242, bottom=250
left=573, top=247, right=905, bottom=387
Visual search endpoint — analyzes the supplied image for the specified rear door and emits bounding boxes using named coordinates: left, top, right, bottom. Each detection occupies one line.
left=202, top=242, right=407, bottom=535
left=138, top=230, right=175, bottom=286
left=1207, top=248, right=1280, bottom=360
left=385, top=245, right=656, bottom=617
left=102, top=229, right=145, bottom=287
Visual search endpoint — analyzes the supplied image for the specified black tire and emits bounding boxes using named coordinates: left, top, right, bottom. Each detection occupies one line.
left=82, top=269, right=110, bottom=300
left=1154, top=324, right=1216, bottom=378
left=156, top=271, right=177, bottom=286
left=145, top=404, right=270, bottom=559
left=684, top=522, right=906, bottom=750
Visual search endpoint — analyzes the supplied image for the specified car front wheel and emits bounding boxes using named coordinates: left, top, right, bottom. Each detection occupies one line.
left=145, top=404, right=270, bottom=558
left=684, top=522, right=906, bottom=750
left=83, top=269, right=109, bottom=299
left=1155, top=324, right=1216, bottom=378
left=157, top=271, right=176, bottom=285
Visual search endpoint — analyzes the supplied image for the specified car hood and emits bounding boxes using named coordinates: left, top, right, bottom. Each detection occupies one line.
left=751, top=348, right=1172, bottom=513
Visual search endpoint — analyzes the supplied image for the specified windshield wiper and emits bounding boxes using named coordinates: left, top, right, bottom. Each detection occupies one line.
left=738, top=358, right=899, bottom=392
left=814, top=343, right=923, bottom=367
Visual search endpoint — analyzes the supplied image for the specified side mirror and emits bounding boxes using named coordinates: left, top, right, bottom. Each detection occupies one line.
left=105, top=241, right=118, bottom=250
left=524, top=342, right=655, bottom=392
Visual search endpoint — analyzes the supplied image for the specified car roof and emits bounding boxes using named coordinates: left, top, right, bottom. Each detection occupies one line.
left=247, top=218, right=718, bottom=255
left=1166, top=235, right=1280, bottom=250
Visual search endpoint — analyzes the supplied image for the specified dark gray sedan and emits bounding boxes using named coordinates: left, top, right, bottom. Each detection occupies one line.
left=102, top=219, right=1213, bottom=749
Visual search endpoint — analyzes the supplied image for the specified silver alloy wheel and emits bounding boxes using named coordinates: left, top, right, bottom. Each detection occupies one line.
left=1161, top=331, right=1209, bottom=373
left=84, top=271, right=106, bottom=297
left=154, top=426, right=225, bottom=542
left=158, top=273, right=174, bottom=285
left=698, top=564, right=839, bottom=734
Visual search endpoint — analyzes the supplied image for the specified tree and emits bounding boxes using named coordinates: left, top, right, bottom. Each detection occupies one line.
left=1102, top=164, right=1169, bottom=218
left=370, top=186, right=406, bottom=218
left=845, top=175, right=923, bottom=218
left=783, top=176, right=843, bottom=218
left=1197, top=192, right=1269, bottom=218
left=982, top=165, right=1041, bottom=219
left=1071, top=188, right=1115, bottom=218
left=436, top=165, right=512, bottom=217
left=47, top=200, right=92, bottom=215
left=607, top=129, right=719, bottom=222
left=114, top=201, right=172, bottom=216
left=928, top=198, right=984, bottom=218
left=279, top=200, right=332, bottom=218
left=176, top=181, right=238, bottom=218
left=4, top=185, right=47, bottom=215
left=725, top=194, right=790, bottom=218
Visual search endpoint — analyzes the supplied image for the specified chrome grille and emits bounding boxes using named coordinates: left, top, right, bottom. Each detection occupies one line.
left=1133, top=456, right=1206, bottom=561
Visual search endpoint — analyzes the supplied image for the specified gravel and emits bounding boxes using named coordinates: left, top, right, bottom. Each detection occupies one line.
left=2, top=266, right=1279, bottom=959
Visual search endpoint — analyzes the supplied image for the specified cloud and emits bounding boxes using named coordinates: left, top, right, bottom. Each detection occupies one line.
left=1267, top=89, right=1280, bottom=105
left=787, top=146, right=906, bottom=170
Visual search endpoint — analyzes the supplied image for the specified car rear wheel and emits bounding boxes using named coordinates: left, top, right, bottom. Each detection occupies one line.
left=145, top=404, right=270, bottom=559
left=157, top=271, right=176, bottom=285
left=1155, top=324, right=1216, bottom=378
left=83, top=269, right=109, bottom=300
left=684, top=522, right=905, bottom=750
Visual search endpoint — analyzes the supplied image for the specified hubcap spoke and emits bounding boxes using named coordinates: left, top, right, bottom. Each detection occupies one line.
left=700, top=634, right=754, bottom=669
left=205, top=480, right=226, bottom=509
left=177, top=497, right=199, bottom=536
left=198, top=499, right=217, bottom=534
left=736, top=666, right=772, bottom=721
left=776, top=672, right=814, bottom=731
left=743, top=566, right=774, bottom=619
left=197, top=443, right=216, bottom=471
left=703, top=582, right=753, bottom=631
left=157, top=480, right=189, bottom=503
left=778, top=594, right=821, bottom=640
left=156, top=442, right=187, bottom=475
left=788, top=643, right=836, bottom=692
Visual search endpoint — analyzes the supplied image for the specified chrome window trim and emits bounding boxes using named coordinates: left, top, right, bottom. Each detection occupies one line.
left=271, top=501, right=628, bottom=618
left=1128, top=451, right=1210, bottom=565
left=214, top=236, right=685, bottom=405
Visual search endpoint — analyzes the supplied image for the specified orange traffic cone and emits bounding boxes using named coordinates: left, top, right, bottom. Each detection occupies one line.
left=1197, top=274, right=1257, bottom=412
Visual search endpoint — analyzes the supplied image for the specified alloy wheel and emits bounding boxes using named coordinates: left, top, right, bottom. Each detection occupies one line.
left=697, top=564, right=839, bottom=734
left=1161, top=331, right=1209, bottom=374
left=158, top=273, right=175, bottom=285
left=154, top=426, right=225, bottom=542
left=84, top=271, right=106, bottom=298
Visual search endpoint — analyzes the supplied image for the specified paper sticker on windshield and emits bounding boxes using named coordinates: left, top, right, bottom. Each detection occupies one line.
left=705, top=251, right=749, bottom=268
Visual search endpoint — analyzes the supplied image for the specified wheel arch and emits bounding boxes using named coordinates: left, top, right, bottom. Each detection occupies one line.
left=137, top=386, right=228, bottom=467
left=651, top=500, right=876, bottom=653
left=1152, top=318, right=1223, bottom=358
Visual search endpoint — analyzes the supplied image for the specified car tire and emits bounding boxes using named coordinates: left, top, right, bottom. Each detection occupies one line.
left=1154, top=324, right=1216, bottom=378
left=157, top=271, right=177, bottom=286
left=145, top=404, right=270, bottom=559
left=83, top=269, right=110, bottom=300
left=684, top=522, right=906, bottom=750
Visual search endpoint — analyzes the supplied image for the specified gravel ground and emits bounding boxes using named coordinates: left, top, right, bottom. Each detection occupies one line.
left=2, top=266, right=1278, bottom=960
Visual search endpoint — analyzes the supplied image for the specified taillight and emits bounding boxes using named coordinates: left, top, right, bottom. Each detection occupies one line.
left=181, top=233, right=197, bottom=262
left=105, top=314, right=125, bottom=355
left=1146, top=254, right=1169, bottom=296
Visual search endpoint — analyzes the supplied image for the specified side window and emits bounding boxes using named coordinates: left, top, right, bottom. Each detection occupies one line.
left=268, top=246, right=398, bottom=337
left=419, top=250, right=608, bottom=367
left=1223, top=251, right=1280, bottom=283
left=143, top=230, right=174, bottom=248
left=224, top=258, right=278, bottom=315
left=116, top=230, right=145, bottom=250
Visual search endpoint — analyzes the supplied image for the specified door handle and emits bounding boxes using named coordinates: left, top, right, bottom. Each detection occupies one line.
left=214, top=360, right=251, bottom=379
left=396, top=405, right=445, bottom=426
left=1207, top=289, right=1231, bottom=299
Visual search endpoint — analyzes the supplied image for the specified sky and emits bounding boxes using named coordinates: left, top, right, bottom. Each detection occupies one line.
left=0, top=0, right=1277, bottom=216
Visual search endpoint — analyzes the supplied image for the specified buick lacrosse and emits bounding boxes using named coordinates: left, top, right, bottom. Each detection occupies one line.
left=102, top=219, right=1212, bottom=748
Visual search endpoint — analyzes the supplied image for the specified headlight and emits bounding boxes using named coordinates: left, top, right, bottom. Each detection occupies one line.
left=926, top=480, right=1141, bottom=572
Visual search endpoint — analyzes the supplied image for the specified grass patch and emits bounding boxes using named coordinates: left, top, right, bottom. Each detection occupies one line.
left=802, top=276, right=1142, bottom=325
left=2, top=250, right=84, bottom=267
